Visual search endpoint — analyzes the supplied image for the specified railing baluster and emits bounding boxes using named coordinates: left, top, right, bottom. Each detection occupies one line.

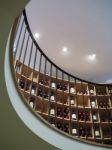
left=15, top=18, right=24, bottom=58
left=23, top=40, right=33, bottom=97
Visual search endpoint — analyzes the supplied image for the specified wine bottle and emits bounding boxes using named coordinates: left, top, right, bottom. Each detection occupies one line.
left=57, top=123, right=62, bottom=130
left=94, top=125, right=100, bottom=137
left=78, top=112, right=82, bottom=120
left=99, top=102, right=103, bottom=108
left=72, top=128, right=77, bottom=135
left=86, top=128, right=90, bottom=137
left=79, top=127, right=85, bottom=137
left=95, top=129, right=100, bottom=137
left=64, top=124, right=69, bottom=133
left=50, top=108, right=55, bottom=115
left=70, top=96, right=75, bottom=105
left=63, top=84, right=68, bottom=91
left=91, top=101, right=96, bottom=108
left=51, top=81, right=56, bottom=88
left=31, top=85, right=36, bottom=95
left=104, top=102, right=107, bottom=108
left=57, top=83, right=63, bottom=90
left=64, top=107, right=69, bottom=118
left=38, top=88, right=43, bottom=97
left=59, top=112, right=63, bottom=117
left=19, top=79, right=25, bottom=89
left=57, top=107, right=63, bottom=117
left=72, top=113, right=77, bottom=120
left=90, top=89, right=94, bottom=95
left=57, top=107, right=61, bottom=117
left=50, top=92, right=55, bottom=101
left=93, top=114, right=97, bottom=121
left=39, top=80, right=47, bottom=85
left=71, top=99, right=75, bottom=105
left=70, top=86, right=75, bottom=93
left=29, top=101, right=34, bottom=108
left=50, top=95, right=55, bottom=102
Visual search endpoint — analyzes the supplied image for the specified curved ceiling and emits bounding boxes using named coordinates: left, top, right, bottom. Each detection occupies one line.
left=26, top=0, right=112, bottom=83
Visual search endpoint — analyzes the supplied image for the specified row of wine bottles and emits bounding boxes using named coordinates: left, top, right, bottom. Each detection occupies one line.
left=19, top=78, right=112, bottom=97
left=98, top=101, right=110, bottom=108
left=19, top=78, right=112, bottom=110
left=29, top=99, right=112, bottom=123
left=57, top=123, right=101, bottom=137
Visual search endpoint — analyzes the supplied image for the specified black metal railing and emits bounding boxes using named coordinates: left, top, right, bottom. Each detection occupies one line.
left=12, top=9, right=112, bottom=147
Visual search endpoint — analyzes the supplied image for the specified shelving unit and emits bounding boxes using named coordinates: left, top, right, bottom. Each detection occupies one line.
left=14, top=60, right=112, bottom=146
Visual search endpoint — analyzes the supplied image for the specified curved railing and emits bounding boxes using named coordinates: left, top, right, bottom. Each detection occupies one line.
left=11, top=9, right=112, bottom=147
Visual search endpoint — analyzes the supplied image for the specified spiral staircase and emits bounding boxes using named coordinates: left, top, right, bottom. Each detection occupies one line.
left=0, top=1, right=111, bottom=150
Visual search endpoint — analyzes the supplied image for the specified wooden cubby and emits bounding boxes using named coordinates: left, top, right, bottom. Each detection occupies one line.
left=14, top=60, right=112, bottom=146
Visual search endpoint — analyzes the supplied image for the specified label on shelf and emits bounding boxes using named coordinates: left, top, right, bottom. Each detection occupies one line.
left=29, top=101, right=34, bottom=108
left=91, top=101, right=95, bottom=108
left=50, top=109, right=55, bottom=115
left=31, top=89, right=35, bottom=95
left=50, top=96, right=55, bottom=101
left=72, top=128, right=77, bottom=134
left=51, top=82, right=56, bottom=88
left=93, top=115, right=97, bottom=121
left=95, top=130, right=100, bottom=136
left=90, top=89, right=94, bottom=95
left=70, top=87, right=75, bottom=93
left=71, top=100, right=75, bottom=105
left=72, top=113, right=77, bottom=119
left=51, top=124, right=55, bottom=127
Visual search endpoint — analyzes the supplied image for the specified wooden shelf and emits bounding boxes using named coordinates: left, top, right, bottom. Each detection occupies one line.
left=14, top=60, right=112, bottom=146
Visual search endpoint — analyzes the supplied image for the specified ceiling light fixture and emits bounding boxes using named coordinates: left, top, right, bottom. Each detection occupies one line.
left=62, top=47, right=68, bottom=52
left=34, top=33, right=40, bottom=39
left=88, top=54, right=96, bottom=61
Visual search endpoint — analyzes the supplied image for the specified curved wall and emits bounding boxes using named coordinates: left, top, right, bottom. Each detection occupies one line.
left=0, top=1, right=58, bottom=150
left=5, top=21, right=111, bottom=150
left=3, top=2, right=111, bottom=150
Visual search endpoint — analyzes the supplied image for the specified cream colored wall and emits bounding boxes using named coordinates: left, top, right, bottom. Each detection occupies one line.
left=0, top=1, right=58, bottom=149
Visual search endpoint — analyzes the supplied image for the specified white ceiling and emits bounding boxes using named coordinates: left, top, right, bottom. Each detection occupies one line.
left=26, top=0, right=112, bottom=83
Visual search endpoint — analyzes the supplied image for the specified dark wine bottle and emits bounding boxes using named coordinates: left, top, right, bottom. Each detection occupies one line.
left=57, top=107, right=63, bottom=117
left=64, top=107, right=69, bottom=119
left=63, top=84, right=68, bottom=91
left=99, top=102, right=103, bottom=108
left=38, top=88, right=42, bottom=97
left=39, top=80, right=47, bottom=85
left=19, top=79, right=25, bottom=89
left=86, top=128, right=90, bottom=137
left=79, top=127, right=85, bottom=137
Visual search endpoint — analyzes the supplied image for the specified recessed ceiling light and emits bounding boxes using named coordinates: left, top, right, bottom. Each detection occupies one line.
left=34, top=33, right=40, bottom=39
left=62, top=47, right=68, bottom=52
left=88, top=54, right=96, bottom=61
